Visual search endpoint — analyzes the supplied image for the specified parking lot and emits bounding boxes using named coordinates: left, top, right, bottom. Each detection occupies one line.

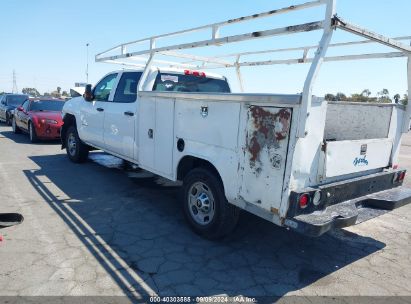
left=0, top=123, right=410, bottom=301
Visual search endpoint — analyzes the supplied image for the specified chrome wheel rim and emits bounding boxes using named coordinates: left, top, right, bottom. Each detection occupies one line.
left=12, top=118, right=15, bottom=131
left=67, top=133, right=77, bottom=156
left=188, top=182, right=215, bottom=225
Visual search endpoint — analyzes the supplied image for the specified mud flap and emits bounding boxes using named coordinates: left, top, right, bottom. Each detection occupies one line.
left=285, top=187, right=411, bottom=237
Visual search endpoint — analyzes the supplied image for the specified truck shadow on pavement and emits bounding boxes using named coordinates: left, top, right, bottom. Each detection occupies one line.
left=24, top=152, right=385, bottom=301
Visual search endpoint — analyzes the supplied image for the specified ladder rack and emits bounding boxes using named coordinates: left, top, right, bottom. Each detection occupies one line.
left=95, top=0, right=411, bottom=138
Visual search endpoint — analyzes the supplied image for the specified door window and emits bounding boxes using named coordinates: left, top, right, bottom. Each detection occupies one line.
left=113, top=72, right=142, bottom=103
left=21, top=100, right=29, bottom=112
left=93, top=73, right=118, bottom=101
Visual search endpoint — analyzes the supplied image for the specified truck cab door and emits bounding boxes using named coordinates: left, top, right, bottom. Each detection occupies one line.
left=103, top=71, right=141, bottom=159
left=78, top=73, right=118, bottom=148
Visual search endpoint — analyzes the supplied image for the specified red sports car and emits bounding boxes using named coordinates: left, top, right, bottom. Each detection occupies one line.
left=12, top=98, right=65, bottom=142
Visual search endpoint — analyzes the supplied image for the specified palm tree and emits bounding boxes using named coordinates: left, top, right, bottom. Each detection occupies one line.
left=361, top=89, right=371, bottom=97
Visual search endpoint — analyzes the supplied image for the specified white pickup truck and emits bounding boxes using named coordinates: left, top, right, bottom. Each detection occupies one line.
left=62, top=0, right=411, bottom=239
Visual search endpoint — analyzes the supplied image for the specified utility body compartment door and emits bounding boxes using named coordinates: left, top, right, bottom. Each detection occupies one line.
left=240, top=106, right=292, bottom=212
left=138, top=97, right=156, bottom=169
left=138, top=96, right=175, bottom=178
left=321, top=138, right=393, bottom=178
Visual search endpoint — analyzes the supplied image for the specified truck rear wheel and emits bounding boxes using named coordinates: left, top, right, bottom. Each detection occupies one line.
left=66, top=125, right=89, bottom=163
left=182, top=168, right=240, bottom=239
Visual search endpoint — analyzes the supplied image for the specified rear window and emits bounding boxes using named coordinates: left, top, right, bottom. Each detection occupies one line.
left=30, top=100, right=65, bottom=112
left=153, top=73, right=230, bottom=93
left=114, top=72, right=142, bottom=103
left=7, top=95, right=28, bottom=106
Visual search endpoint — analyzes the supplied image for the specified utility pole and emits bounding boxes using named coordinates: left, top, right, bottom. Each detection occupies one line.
left=86, top=43, right=89, bottom=84
left=12, top=70, right=18, bottom=93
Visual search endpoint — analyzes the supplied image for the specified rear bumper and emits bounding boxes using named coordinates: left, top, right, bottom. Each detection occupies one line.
left=285, top=171, right=411, bottom=237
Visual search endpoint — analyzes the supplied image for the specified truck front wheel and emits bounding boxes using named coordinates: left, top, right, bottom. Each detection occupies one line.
left=66, top=126, right=89, bottom=163
left=182, top=168, right=240, bottom=239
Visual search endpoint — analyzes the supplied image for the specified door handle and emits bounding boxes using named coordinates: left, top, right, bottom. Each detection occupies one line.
left=96, top=107, right=104, bottom=112
left=124, top=111, right=134, bottom=116
left=148, top=128, right=153, bottom=139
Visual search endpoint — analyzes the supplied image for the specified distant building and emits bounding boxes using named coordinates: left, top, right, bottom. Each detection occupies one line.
left=74, top=82, right=87, bottom=88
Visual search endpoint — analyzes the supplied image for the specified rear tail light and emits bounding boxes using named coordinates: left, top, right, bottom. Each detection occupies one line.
left=393, top=171, right=406, bottom=183
left=399, top=171, right=406, bottom=182
left=299, top=194, right=310, bottom=209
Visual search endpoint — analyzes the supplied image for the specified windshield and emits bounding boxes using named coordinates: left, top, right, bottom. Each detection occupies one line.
left=30, top=100, right=65, bottom=112
left=7, top=95, right=28, bottom=107
left=153, top=73, right=230, bottom=93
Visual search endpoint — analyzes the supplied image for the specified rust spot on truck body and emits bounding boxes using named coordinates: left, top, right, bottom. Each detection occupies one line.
left=271, top=207, right=279, bottom=215
left=247, top=106, right=291, bottom=169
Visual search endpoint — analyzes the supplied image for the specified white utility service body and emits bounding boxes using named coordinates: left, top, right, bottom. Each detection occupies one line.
left=62, top=0, right=411, bottom=238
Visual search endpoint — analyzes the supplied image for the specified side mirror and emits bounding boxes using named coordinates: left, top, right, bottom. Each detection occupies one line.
left=83, top=84, right=94, bottom=102
left=17, top=106, right=23, bottom=112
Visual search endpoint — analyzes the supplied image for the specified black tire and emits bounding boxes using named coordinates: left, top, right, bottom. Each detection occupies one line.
left=12, top=116, right=21, bottom=134
left=5, top=113, right=11, bottom=126
left=182, top=167, right=240, bottom=239
left=28, top=121, right=38, bottom=143
left=65, top=125, right=89, bottom=163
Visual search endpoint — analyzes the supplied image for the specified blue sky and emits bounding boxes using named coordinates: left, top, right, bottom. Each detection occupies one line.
left=0, top=0, right=410, bottom=97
